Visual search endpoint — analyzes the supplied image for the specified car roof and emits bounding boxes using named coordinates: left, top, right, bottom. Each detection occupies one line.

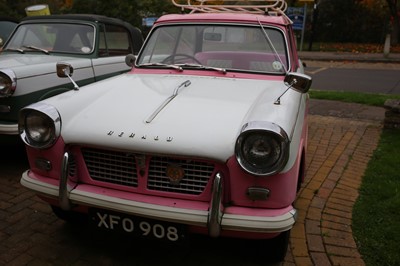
left=21, top=14, right=127, bottom=26
left=19, top=14, right=143, bottom=52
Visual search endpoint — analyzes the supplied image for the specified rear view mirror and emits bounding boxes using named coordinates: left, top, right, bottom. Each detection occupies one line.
left=284, top=72, right=312, bottom=93
left=56, top=62, right=79, bottom=90
left=204, top=32, right=222, bottom=41
left=275, top=72, right=312, bottom=105
left=56, top=62, right=74, bottom=78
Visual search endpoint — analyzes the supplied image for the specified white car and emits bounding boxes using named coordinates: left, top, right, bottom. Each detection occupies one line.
left=19, top=1, right=311, bottom=262
left=0, top=14, right=143, bottom=137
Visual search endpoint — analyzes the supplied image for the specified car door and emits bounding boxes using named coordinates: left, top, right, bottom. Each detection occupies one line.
left=92, top=23, right=133, bottom=80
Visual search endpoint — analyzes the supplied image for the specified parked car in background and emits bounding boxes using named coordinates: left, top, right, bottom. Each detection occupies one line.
left=0, top=16, right=18, bottom=48
left=19, top=0, right=311, bottom=262
left=0, top=14, right=143, bottom=137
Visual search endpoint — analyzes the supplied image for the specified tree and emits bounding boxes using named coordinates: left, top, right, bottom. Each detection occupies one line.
left=313, top=0, right=390, bottom=44
left=386, top=0, right=399, bottom=44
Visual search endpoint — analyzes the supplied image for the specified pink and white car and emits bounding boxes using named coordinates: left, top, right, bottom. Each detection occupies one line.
left=19, top=0, right=311, bottom=262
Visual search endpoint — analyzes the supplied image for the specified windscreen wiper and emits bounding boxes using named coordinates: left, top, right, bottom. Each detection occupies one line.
left=3, top=48, right=24, bottom=53
left=138, top=62, right=183, bottom=71
left=177, top=63, right=227, bottom=74
left=22, top=45, right=49, bottom=55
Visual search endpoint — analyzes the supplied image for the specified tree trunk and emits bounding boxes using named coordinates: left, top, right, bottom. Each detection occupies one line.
left=392, top=15, right=399, bottom=44
left=386, top=0, right=399, bottom=44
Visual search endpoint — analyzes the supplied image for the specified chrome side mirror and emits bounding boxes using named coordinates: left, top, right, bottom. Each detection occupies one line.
left=0, top=37, right=3, bottom=48
left=125, top=54, right=136, bottom=67
left=284, top=72, right=312, bottom=93
left=56, top=62, right=79, bottom=90
left=57, top=62, right=74, bottom=78
left=274, top=72, right=312, bottom=105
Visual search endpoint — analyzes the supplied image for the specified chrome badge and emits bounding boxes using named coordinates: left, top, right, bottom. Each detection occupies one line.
left=166, top=164, right=185, bottom=185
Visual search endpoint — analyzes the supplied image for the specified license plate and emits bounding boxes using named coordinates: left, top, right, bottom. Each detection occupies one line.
left=89, top=208, right=185, bottom=242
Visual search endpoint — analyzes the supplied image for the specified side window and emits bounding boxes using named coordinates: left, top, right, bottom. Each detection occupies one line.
left=99, top=24, right=132, bottom=57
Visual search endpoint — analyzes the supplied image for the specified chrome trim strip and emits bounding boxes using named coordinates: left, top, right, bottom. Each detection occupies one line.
left=145, top=80, right=191, bottom=123
left=208, top=172, right=223, bottom=237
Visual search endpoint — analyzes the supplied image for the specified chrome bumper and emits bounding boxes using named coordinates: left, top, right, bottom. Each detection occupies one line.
left=0, top=123, right=18, bottom=135
left=21, top=169, right=297, bottom=235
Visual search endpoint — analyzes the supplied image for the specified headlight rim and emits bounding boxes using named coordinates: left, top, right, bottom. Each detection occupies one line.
left=19, top=102, right=61, bottom=149
left=235, top=121, right=290, bottom=176
left=0, top=69, right=17, bottom=98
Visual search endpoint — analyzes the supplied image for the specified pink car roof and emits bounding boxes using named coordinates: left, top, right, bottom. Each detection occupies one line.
left=155, top=12, right=292, bottom=27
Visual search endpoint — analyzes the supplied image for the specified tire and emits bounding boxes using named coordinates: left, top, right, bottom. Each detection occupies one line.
left=252, top=230, right=290, bottom=263
left=268, top=230, right=290, bottom=262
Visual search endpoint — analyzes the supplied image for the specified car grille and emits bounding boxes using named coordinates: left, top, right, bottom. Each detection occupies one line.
left=148, top=156, right=214, bottom=195
left=82, top=148, right=138, bottom=187
left=82, top=148, right=215, bottom=195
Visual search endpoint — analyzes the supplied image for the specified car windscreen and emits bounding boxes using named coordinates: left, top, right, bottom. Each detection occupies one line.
left=5, top=23, right=95, bottom=54
left=0, top=21, right=17, bottom=42
left=137, top=24, right=288, bottom=74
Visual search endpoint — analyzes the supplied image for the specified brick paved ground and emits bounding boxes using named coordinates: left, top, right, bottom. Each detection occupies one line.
left=0, top=100, right=384, bottom=265
left=284, top=114, right=383, bottom=266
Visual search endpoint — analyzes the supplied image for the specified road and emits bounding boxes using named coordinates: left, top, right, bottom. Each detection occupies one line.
left=304, top=61, right=400, bottom=94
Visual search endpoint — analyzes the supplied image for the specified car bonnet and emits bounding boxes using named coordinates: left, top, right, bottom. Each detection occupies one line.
left=45, top=73, right=298, bottom=162
left=0, top=54, right=91, bottom=78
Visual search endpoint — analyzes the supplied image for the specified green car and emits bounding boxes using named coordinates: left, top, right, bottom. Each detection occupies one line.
left=0, top=14, right=143, bottom=138
left=0, top=16, right=18, bottom=48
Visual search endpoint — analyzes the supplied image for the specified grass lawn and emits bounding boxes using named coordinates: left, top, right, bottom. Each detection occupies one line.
left=353, top=129, right=400, bottom=266
left=310, top=91, right=400, bottom=266
left=309, top=90, right=400, bottom=106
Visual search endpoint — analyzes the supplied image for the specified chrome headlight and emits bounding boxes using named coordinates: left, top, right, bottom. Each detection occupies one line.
left=19, top=102, right=61, bottom=149
left=235, top=122, right=289, bottom=176
left=0, top=69, right=17, bottom=97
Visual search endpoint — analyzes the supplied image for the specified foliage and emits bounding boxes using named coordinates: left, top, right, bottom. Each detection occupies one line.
left=0, top=0, right=179, bottom=32
left=310, top=42, right=400, bottom=54
left=314, top=0, right=391, bottom=43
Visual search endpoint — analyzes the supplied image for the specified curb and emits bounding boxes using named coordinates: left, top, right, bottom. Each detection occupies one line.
left=298, top=51, right=400, bottom=63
